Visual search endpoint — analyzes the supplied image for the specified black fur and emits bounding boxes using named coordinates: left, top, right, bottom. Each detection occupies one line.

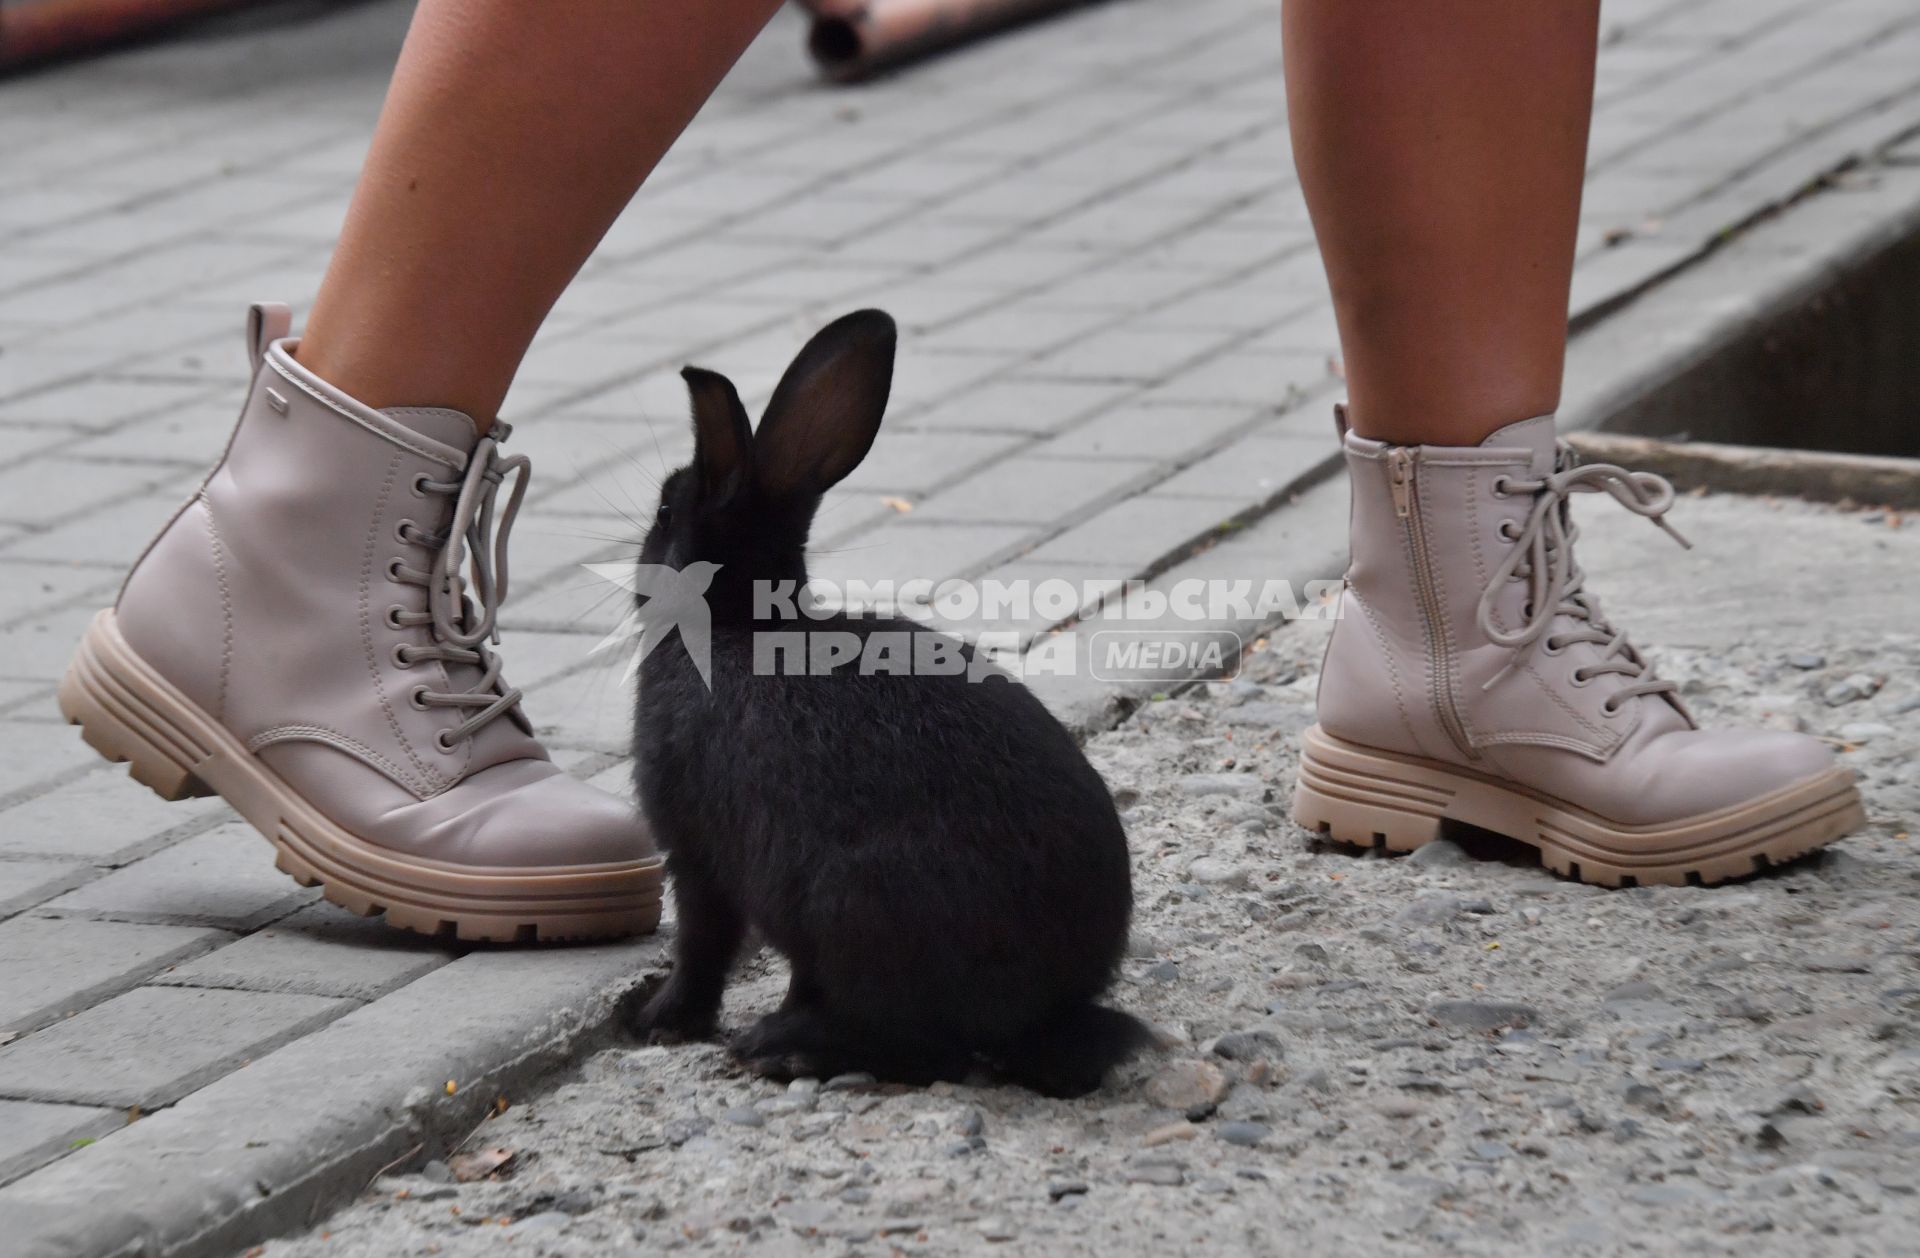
left=626, top=309, right=1151, bottom=1097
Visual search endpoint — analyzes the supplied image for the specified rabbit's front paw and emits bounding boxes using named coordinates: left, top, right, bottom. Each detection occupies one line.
left=625, top=980, right=720, bottom=1044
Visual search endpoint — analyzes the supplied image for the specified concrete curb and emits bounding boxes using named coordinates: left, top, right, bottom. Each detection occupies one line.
left=0, top=940, right=663, bottom=1258
left=1566, top=432, right=1920, bottom=509
left=1559, top=155, right=1920, bottom=446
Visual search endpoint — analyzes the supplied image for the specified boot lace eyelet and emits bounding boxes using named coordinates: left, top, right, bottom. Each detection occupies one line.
left=1497, top=520, right=1519, bottom=541
left=409, top=474, right=430, bottom=498
left=1568, top=669, right=1591, bottom=688
left=384, top=558, right=406, bottom=583
left=391, top=643, right=416, bottom=669
left=383, top=605, right=407, bottom=630
left=1601, top=698, right=1621, bottom=717
left=434, top=729, right=459, bottom=753
left=1492, top=476, right=1512, bottom=497
left=394, top=519, right=416, bottom=546
left=408, top=685, right=431, bottom=711
left=1542, top=638, right=1564, bottom=656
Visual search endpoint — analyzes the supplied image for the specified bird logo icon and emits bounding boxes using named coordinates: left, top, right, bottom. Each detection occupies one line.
left=584, top=560, right=722, bottom=688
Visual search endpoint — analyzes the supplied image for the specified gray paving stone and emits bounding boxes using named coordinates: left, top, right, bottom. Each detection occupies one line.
left=0, top=1101, right=121, bottom=1187
left=521, top=665, right=644, bottom=754
left=0, top=376, right=219, bottom=428
left=151, top=902, right=455, bottom=1002
left=905, top=378, right=1134, bottom=435
left=1148, top=433, right=1330, bottom=501
left=0, top=859, right=89, bottom=919
left=0, top=604, right=97, bottom=684
left=0, top=765, right=228, bottom=861
left=39, top=822, right=313, bottom=930
left=0, top=680, right=59, bottom=719
left=1143, top=348, right=1337, bottom=406
left=0, top=936, right=663, bottom=1257
left=0, top=458, right=191, bottom=531
left=1019, top=328, right=1239, bottom=384
left=0, top=985, right=351, bottom=1107
left=838, top=431, right=1026, bottom=496
left=0, top=724, right=97, bottom=804
left=1035, top=402, right=1259, bottom=459
left=0, top=917, right=225, bottom=1036
left=810, top=521, right=1036, bottom=588
left=933, top=561, right=1126, bottom=649
left=921, top=302, right=1116, bottom=355
left=58, top=402, right=249, bottom=464
left=0, top=485, right=197, bottom=566
left=0, top=560, right=121, bottom=631
left=1023, top=496, right=1242, bottom=569
left=912, top=456, right=1156, bottom=525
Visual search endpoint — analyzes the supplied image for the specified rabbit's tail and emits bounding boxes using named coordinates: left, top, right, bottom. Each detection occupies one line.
left=992, top=1002, right=1156, bottom=1098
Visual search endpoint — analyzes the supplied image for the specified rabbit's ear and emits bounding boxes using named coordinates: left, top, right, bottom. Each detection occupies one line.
left=682, top=366, right=754, bottom=502
left=753, top=309, right=896, bottom=499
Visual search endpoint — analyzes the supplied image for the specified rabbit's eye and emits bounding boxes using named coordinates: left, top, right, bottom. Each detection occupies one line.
left=655, top=502, right=671, bottom=527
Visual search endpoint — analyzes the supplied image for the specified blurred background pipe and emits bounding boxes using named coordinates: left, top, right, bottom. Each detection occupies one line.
left=0, top=0, right=251, bottom=70
left=799, top=0, right=1093, bottom=82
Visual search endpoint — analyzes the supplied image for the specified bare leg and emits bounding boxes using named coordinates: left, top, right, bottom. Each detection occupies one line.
left=1283, top=0, right=1600, bottom=446
left=298, top=0, right=783, bottom=427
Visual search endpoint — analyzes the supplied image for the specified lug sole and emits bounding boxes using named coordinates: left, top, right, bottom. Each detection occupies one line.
left=59, top=610, right=663, bottom=943
left=1292, top=724, right=1864, bottom=888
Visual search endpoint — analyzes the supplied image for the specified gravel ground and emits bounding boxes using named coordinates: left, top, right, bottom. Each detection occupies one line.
left=267, top=496, right=1919, bottom=1258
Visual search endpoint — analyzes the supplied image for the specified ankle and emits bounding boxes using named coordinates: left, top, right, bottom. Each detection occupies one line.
left=293, top=318, right=495, bottom=436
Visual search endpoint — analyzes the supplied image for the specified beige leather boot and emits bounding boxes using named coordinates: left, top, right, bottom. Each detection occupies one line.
left=1294, top=410, right=1864, bottom=887
left=60, top=304, right=663, bottom=941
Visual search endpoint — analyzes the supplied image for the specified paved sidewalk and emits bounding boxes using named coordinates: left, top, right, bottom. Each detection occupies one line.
left=1, top=0, right=1919, bottom=1251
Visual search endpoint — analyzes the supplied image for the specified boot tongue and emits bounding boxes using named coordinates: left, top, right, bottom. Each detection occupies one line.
left=378, top=407, right=483, bottom=455
left=1476, top=414, right=1558, bottom=478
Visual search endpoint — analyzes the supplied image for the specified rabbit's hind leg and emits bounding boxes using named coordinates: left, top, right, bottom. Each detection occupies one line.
left=732, top=1005, right=970, bottom=1088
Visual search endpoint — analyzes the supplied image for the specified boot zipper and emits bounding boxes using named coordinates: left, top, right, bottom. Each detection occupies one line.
left=1387, top=448, right=1476, bottom=760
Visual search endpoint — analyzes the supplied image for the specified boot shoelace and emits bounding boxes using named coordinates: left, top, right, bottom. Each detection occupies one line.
left=388, top=423, right=532, bottom=750
left=1475, top=443, right=1691, bottom=713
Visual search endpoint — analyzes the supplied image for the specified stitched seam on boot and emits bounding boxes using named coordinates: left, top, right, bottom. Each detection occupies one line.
left=202, top=497, right=235, bottom=723
left=1475, top=730, right=1613, bottom=761
left=268, top=359, right=459, bottom=469
left=1520, top=658, right=1607, bottom=739
left=360, top=453, right=443, bottom=796
left=1350, top=589, right=1430, bottom=757
left=249, top=723, right=433, bottom=786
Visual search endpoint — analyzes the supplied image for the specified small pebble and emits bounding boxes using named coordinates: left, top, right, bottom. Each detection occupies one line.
left=1217, top=1121, right=1271, bottom=1147
left=1123, top=1162, right=1186, bottom=1187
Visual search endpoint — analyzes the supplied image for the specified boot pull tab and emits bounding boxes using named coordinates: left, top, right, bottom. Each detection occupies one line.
left=1332, top=402, right=1351, bottom=440
left=246, top=302, right=293, bottom=375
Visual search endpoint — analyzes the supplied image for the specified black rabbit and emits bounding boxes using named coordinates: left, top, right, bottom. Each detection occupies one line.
left=625, top=309, right=1151, bottom=1097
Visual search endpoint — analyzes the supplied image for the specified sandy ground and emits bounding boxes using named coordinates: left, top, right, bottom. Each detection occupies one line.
left=265, top=496, right=1920, bottom=1257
